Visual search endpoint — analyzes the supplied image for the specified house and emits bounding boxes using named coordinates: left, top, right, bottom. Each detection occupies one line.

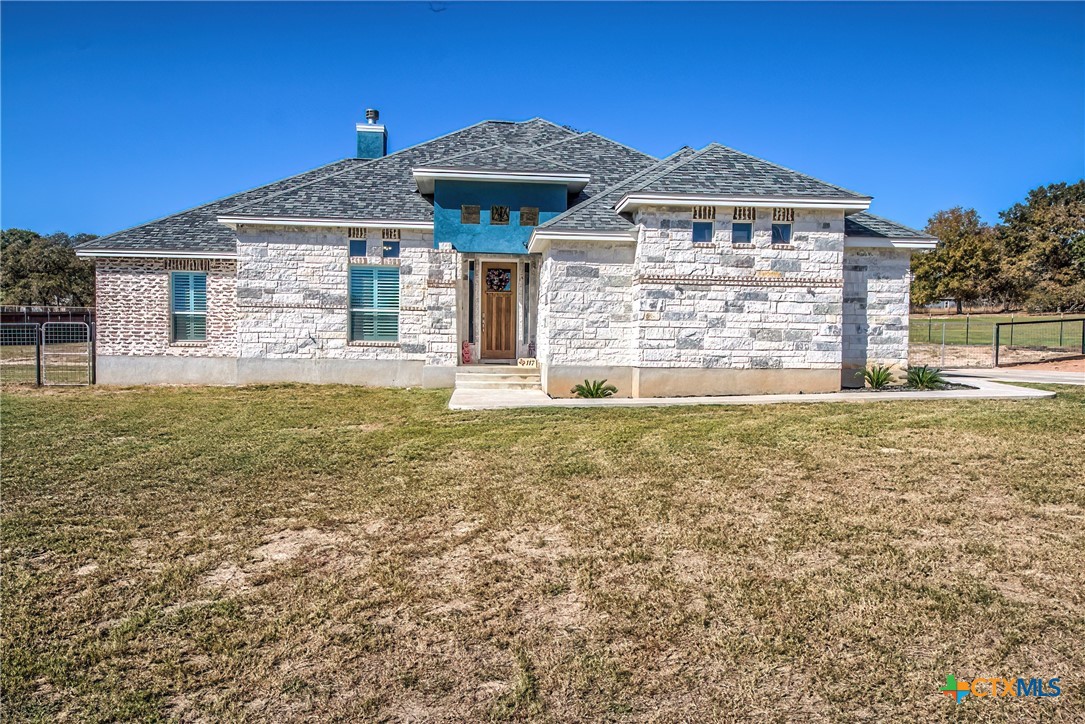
left=76, top=111, right=936, bottom=397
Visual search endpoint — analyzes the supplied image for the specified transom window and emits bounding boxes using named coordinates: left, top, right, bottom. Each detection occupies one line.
left=171, top=272, right=207, bottom=342
left=732, top=223, right=753, bottom=245
left=461, top=205, right=480, bottom=224
left=490, top=206, right=510, bottom=225
left=520, top=207, right=539, bottom=226
left=382, top=240, right=400, bottom=258
left=771, top=223, right=793, bottom=245
left=349, top=239, right=367, bottom=257
left=692, top=221, right=714, bottom=243
left=349, top=266, right=400, bottom=342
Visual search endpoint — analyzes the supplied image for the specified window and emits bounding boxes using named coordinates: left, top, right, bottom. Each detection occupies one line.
left=732, top=223, right=753, bottom=244
left=171, top=272, right=207, bottom=341
left=771, top=223, right=792, bottom=245
left=349, top=266, right=399, bottom=342
left=349, top=239, right=367, bottom=257
left=461, top=205, right=480, bottom=224
left=692, top=221, right=714, bottom=243
left=467, top=261, right=475, bottom=343
left=382, top=240, right=400, bottom=258
left=520, top=207, right=539, bottom=226
left=490, top=205, right=510, bottom=225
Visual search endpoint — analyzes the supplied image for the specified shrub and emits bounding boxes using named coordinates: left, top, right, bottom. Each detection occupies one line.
left=907, top=365, right=947, bottom=390
left=863, top=364, right=894, bottom=390
left=571, top=379, right=617, bottom=398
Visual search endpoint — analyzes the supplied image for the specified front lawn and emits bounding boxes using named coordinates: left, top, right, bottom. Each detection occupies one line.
left=3, top=385, right=1083, bottom=721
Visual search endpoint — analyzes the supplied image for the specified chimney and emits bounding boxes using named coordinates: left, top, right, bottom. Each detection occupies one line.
left=356, top=108, right=387, bottom=159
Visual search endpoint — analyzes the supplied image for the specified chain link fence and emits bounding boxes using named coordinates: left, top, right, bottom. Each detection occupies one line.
left=910, top=315, right=1085, bottom=368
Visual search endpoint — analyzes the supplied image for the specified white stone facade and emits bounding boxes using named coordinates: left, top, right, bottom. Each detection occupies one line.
left=93, top=212, right=915, bottom=393
left=842, top=246, right=912, bottom=385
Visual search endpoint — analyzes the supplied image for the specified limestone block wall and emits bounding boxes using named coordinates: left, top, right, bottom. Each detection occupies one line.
left=842, top=246, right=912, bottom=385
left=94, top=257, right=237, bottom=357
left=234, top=225, right=457, bottom=367
left=631, top=206, right=845, bottom=370
left=536, top=240, right=637, bottom=368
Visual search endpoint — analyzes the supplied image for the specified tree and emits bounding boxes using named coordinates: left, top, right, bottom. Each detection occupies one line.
left=912, top=207, right=1002, bottom=313
left=1, top=229, right=97, bottom=306
left=998, top=181, right=1085, bottom=312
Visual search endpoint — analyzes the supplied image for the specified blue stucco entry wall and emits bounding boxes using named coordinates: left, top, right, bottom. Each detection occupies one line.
left=434, top=180, right=567, bottom=254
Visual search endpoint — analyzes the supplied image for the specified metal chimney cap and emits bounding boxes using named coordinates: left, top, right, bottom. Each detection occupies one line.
left=365, top=108, right=380, bottom=124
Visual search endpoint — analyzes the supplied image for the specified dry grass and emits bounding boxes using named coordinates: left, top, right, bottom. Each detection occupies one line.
left=2, top=383, right=1084, bottom=722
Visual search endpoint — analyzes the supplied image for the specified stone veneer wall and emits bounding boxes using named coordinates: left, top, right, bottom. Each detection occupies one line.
left=95, top=258, right=238, bottom=357
left=234, top=225, right=458, bottom=385
left=537, top=206, right=848, bottom=397
left=841, top=246, right=912, bottom=387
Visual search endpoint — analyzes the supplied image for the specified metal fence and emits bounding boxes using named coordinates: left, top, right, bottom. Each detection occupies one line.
left=910, top=314, right=1085, bottom=369
left=0, top=322, right=94, bottom=385
left=994, top=318, right=1085, bottom=367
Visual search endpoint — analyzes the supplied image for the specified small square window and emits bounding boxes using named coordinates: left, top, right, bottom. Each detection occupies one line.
left=383, top=241, right=400, bottom=258
left=461, top=205, right=480, bottom=224
left=490, top=206, right=510, bottom=225
left=349, top=239, right=366, bottom=257
left=520, top=207, right=539, bottom=226
left=732, top=223, right=753, bottom=244
left=692, top=221, right=714, bottom=243
left=772, top=223, right=792, bottom=244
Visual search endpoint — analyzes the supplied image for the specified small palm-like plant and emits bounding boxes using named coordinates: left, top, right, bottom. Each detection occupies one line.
left=863, top=364, right=894, bottom=390
left=571, top=379, right=617, bottom=398
left=907, top=365, right=947, bottom=390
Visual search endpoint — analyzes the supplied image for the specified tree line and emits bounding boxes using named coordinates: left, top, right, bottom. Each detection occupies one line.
left=912, top=181, right=1085, bottom=314
left=1, top=229, right=97, bottom=307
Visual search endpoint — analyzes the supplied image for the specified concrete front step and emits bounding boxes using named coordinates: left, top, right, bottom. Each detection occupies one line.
left=455, top=365, right=542, bottom=391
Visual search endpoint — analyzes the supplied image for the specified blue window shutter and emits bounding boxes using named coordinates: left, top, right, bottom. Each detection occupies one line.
left=172, top=272, right=208, bottom=341
left=349, top=266, right=399, bottom=341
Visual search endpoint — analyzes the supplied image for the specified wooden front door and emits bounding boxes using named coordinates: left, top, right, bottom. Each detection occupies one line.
left=481, top=262, right=516, bottom=360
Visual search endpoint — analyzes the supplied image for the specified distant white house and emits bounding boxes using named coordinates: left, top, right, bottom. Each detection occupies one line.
left=77, top=111, right=935, bottom=397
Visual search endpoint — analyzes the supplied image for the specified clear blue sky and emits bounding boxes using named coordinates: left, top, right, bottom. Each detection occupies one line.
left=2, top=1, right=1082, bottom=236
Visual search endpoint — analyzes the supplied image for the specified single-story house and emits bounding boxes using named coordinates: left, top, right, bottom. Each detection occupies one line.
left=76, top=112, right=936, bottom=397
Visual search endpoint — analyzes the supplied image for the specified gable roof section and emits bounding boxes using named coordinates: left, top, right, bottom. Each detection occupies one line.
left=529, top=132, right=658, bottom=201
left=619, top=143, right=870, bottom=206
left=533, top=147, right=699, bottom=238
left=418, top=145, right=582, bottom=174
left=844, top=211, right=934, bottom=240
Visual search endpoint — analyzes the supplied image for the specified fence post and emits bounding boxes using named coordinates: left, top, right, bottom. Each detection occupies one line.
left=941, top=323, right=946, bottom=367
left=993, top=324, right=1000, bottom=367
left=35, top=324, right=42, bottom=386
left=1009, top=314, right=1014, bottom=347
left=1081, top=319, right=1085, bottom=356
left=928, top=314, right=932, bottom=342
left=89, top=322, right=96, bottom=385
left=1059, top=316, right=1065, bottom=347
left=965, top=314, right=970, bottom=345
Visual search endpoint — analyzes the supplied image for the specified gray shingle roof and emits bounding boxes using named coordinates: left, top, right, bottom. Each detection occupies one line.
left=420, top=144, right=583, bottom=174
left=629, top=143, right=870, bottom=200
left=530, top=132, right=658, bottom=202
left=538, top=148, right=699, bottom=233
left=78, top=118, right=579, bottom=253
left=845, top=211, right=934, bottom=239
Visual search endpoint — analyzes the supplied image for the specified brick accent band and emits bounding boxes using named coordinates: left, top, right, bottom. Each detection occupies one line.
left=635, top=274, right=843, bottom=288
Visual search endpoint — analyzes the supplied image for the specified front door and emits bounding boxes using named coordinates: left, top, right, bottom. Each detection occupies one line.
left=481, top=262, right=516, bottom=360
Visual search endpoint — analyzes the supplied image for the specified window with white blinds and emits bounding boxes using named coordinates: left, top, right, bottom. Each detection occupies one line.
left=171, top=272, right=207, bottom=341
left=349, top=266, right=400, bottom=342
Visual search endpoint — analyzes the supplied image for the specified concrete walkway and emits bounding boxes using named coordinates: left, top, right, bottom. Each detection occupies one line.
left=448, top=375, right=1056, bottom=410
left=944, top=368, right=1085, bottom=386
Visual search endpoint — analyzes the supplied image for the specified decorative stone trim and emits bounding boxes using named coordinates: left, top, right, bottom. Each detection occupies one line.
left=773, top=207, right=795, bottom=222
left=347, top=227, right=366, bottom=239
left=731, top=243, right=755, bottom=249
left=733, top=206, right=755, bottom=222
left=426, top=280, right=456, bottom=288
left=635, top=274, right=842, bottom=288
left=692, top=242, right=716, bottom=248
left=770, top=244, right=796, bottom=251
left=164, top=258, right=211, bottom=271
left=238, top=303, right=346, bottom=310
left=401, top=305, right=426, bottom=312
left=692, top=205, right=716, bottom=220
left=350, top=256, right=400, bottom=266
left=169, top=341, right=208, bottom=348
left=348, top=340, right=399, bottom=348
left=381, top=228, right=401, bottom=241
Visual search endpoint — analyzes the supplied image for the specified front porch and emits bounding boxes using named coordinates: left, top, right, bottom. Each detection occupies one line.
left=457, top=254, right=538, bottom=366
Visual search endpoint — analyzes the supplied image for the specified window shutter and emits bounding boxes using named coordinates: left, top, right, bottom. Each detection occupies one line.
left=349, top=266, right=399, bottom=342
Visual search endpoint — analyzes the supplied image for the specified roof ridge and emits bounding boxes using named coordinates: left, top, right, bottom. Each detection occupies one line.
left=625, top=143, right=719, bottom=195
left=531, top=130, right=658, bottom=165
left=418, top=143, right=581, bottom=173
left=537, top=147, right=696, bottom=230
left=701, top=142, right=870, bottom=199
